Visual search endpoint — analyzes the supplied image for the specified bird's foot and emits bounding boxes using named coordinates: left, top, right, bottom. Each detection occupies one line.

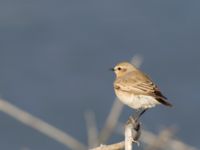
left=132, top=140, right=140, bottom=146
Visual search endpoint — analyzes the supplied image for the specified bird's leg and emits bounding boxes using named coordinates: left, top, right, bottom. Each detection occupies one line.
left=132, top=109, right=142, bottom=121
left=133, top=108, right=148, bottom=121
left=138, top=108, right=148, bottom=118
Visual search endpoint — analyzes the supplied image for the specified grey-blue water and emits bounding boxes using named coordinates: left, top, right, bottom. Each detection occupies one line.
left=0, top=1, right=199, bottom=149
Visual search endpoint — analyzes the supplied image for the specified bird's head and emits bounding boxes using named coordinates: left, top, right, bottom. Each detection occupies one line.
left=111, top=62, right=137, bottom=77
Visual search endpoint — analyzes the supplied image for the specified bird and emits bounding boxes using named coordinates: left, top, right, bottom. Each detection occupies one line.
left=111, top=62, right=172, bottom=119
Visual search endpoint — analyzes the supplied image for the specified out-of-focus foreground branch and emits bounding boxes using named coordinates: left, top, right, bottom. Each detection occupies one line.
left=0, top=99, right=87, bottom=150
left=84, top=111, right=99, bottom=148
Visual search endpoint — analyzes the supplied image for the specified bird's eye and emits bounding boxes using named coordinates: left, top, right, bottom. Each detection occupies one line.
left=118, top=67, right=122, bottom=70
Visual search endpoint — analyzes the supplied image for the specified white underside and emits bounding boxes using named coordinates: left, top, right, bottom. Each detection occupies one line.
left=116, top=92, right=160, bottom=109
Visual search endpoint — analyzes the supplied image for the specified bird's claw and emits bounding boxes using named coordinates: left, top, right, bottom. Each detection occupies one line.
left=132, top=140, right=140, bottom=146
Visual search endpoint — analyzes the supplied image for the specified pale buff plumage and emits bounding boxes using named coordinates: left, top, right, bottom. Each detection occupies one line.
left=112, top=62, right=172, bottom=110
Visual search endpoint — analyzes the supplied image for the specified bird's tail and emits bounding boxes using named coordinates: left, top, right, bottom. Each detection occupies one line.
left=157, top=98, right=173, bottom=107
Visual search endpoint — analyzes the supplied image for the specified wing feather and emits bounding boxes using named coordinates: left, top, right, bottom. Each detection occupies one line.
left=114, top=70, right=172, bottom=107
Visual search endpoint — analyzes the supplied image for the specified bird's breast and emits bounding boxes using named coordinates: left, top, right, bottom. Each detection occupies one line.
left=114, top=88, right=160, bottom=109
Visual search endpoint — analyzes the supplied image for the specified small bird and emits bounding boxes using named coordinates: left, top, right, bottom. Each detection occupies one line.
left=111, top=62, right=172, bottom=119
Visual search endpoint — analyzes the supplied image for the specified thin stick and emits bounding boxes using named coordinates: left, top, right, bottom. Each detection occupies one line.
left=0, top=99, right=87, bottom=150
left=125, top=123, right=133, bottom=150
left=125, top=117, right=141, bottom=150
left=130, top=55, right=143, bottom=68
left=142, top=129, right=198, bottom=150
left=146, top=128, right=173, bottom=150
left=98, top=99, right=124, bottom=143
left=84, top=110, right=99, bottom=148
left=90, top=141, right=124, bottom=150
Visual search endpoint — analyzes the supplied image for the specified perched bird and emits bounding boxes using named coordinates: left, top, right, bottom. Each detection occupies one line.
left=111, top=62, right=172, bottom=119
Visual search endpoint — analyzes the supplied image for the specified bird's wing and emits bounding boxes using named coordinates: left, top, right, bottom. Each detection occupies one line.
left=115, top=71, right=172, bottom=107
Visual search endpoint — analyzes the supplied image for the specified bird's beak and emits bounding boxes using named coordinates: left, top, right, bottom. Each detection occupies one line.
left=109, top=68, right=115, bottom=71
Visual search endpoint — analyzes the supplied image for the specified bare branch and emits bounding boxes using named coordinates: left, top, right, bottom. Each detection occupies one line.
left=130, top=54, right=143, bottom=67
left=142, top=129, right=198, bottom=150
left=98, top=99, right=124, bottom=143
left=0, top=99, right=87, bottom=150
left=84, top=110, right=99, bottom=148
left=90, top=141, right=124, bottom=150
left=93, top=117, right=141, bottom=150
left=145, top=128, right=173, bottom=150
left=125, top=117, right=141, bottom=150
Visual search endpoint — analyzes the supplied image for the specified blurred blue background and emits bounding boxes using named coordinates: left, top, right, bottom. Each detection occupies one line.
left=0, top=0, right=199, bottom=149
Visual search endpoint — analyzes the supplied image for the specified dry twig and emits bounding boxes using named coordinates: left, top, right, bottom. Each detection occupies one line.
left=125, top=117, right=141, bottom=150
left=84, top=110, right=99, bottom=148
left=0, top=99, right=87, bottom=150
left=90, top=141, right=124, bottom=150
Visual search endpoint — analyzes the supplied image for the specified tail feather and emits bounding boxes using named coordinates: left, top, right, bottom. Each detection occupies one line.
left=153, top=90, right=173, bottom=107
left=156, top=97, right=173, bottom=107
